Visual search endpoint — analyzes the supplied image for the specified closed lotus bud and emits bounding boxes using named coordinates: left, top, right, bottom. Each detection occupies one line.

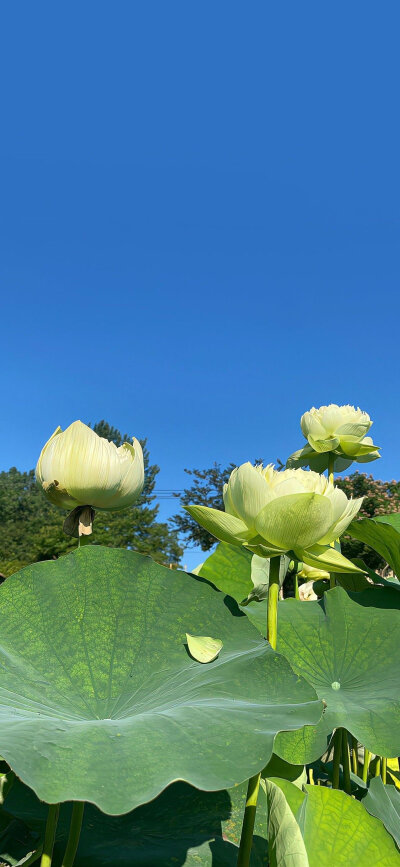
left=36, top=422, right=145, bottom=531
left=185, top=462, right=363, bottom=574
left=286, top=404, right=380, bottom=472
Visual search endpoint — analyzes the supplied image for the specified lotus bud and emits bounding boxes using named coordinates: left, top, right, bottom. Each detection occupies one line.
left=36, top=421, right=145, bottom=536
left=286, top=404, right=380, bottom=472
left=185, top=462, right=363, bottom=574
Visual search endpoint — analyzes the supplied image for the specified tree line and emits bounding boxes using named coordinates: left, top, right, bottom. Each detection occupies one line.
left=1, top=424, right=399, bottom=575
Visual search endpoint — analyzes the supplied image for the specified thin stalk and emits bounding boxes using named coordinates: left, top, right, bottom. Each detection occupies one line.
left=351, top=736, right=359, bottom=776
left=375, top=757, right=381, bottom=777
left=237, top=555, right=281, bottom=867
left=267, top=556, right=281, bottom=650
left=308, top=768, right=314, bottom=785
left=342, top=730, right=351, bottom=795
left=328, top=454, right=336, bottom=589
left=362, top=748, right=371, bottom=783
left=294, top=574, right=300, bottom=600
left=382, top=758, right=387, bottom=785
left=61, top=802, right=84, bottom=867
left=22, top=847, right=43, bottom=866
left=40, top=804, right=60, bottom=867
left=332, top=728, right=342, bottom=789
left=237, top=773, right=261, bottom=867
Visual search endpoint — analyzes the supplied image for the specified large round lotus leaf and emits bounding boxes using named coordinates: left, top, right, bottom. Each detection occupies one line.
left=0, top=548, right=322, bottom=814
left=266, top=781, right=400, bottom=866
left=273, top=719, right=330, bottom=765
left=2, top=775, right=268, bottom=867
left=276, top=587, right=400, bottom=757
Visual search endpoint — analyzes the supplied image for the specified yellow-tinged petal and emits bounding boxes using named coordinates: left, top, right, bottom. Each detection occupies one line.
left=297, top=544, right=364, bottom=574
left=184, top=505, right=254, bottom=545
left=227, top=462, right=273, bottom=526
left=35, top=426, right=63, bottom=488
left=36, top=421, right=144, bottom=511
left=318, top=496, right=364, bottom=544
left=100, top=439, right=144, bottom=510
left=255, top=492, right=333, bottom=550
left=186, top=633, right=223, bottom=663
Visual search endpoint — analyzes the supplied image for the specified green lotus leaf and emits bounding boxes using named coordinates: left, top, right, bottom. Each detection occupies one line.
left=264, top=779, right=308, bottom=867
left=348, top=514, right=400, bottom=577
left=300, top=785, right=399, bottom=866
left=266, top=781, right=399, bottom=866
left=196, top=541, right=254, bottom=603
left=0, top=547, right=322, bottom=814
left=273, top=721, right=330, bottom=766
left=2, top=775, right=268, bottom=866
left=277, top=587, right=400, bottom=757
left=362, top=776, right=400, bottom=849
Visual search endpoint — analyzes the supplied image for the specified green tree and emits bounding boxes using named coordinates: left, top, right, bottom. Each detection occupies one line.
left=173, top=465, right=400, bottom=571
left=0, top=421, right=182, bottom=576
left=335, top=472, right=400, bottom=571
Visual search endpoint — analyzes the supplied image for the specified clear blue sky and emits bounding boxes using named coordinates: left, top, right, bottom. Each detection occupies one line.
left=1, top=2, right=399, bottom=568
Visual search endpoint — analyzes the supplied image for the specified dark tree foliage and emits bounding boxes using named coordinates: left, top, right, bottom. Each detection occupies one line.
left=173, top=464, right=400, bottom=571
left=335, top=472, right=400, bottom=571
left=0, top=421, right=182, bottom=576
left=171, top=460, right=263, bottom=552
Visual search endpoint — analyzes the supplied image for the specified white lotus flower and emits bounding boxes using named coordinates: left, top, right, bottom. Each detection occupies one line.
left=287, top=404, right=380, bottom=471
left=186, top=463, right=363, bottom=573
left=36, top=421, right=144, bottom=512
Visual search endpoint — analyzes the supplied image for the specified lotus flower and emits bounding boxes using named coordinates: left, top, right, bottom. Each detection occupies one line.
left=36, top=421, right=144, bottom=514
left=185, top=463, right=363, bottom=573
left=286, top=404, right=380, bottom=472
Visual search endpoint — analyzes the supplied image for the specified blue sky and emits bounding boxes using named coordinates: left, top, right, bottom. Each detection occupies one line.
left=1, top=2, right=399, bottom=568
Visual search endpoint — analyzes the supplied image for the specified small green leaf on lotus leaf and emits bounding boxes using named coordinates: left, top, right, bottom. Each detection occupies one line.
left=186, top=633, right=223, bottom=663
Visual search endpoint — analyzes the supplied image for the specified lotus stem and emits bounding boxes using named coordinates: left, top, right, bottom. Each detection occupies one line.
left=332, top=728, right=342, bottom=789
left=40, top=804, right=60, bottom=867
left=342, top=730, right=351, bottom=794
left=362, top=748, right=371, bottom=783
left=267, top=556, right=280, bottom=649
left=374, top=757, right=381, bottom=777
left=327, top=454, right=336, bottom=589
left=351, top=736, right=359, bottom=776
left=237, top=772, right=261, bottom=867
left=294, top=573, right=300, bottom=600
left=382, top=757, right=387, bottom=784
left=237, top=555, right=281, bottom=866
left=61, top=802, right=84, bottom=867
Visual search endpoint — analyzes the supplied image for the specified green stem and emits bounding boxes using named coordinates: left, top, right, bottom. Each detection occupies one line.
left=351, top=736, right=359, bottom=776
left=382, top=757, right=387, bottom=785
left=294, top=574, right=300, bottom=600
left=342, top=730, right=351, bottom=795
left=375, top=757, right=381, bottom=777
left=40, top=804, right=60, bottom=867
left=237, top=556, right=281, bottom=867
left=267, top=556, right=280, bottom=649
left=78, top=535, right=91, bottom=548
left=327, top=454, right=336, bottom=589
left=61, top=802, right=84, bottom=867
left=362, top=748, right=371, bottom=783
left=332, top=728, right=342, bottom=789
left=237, top=773, right=261, bottom=867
